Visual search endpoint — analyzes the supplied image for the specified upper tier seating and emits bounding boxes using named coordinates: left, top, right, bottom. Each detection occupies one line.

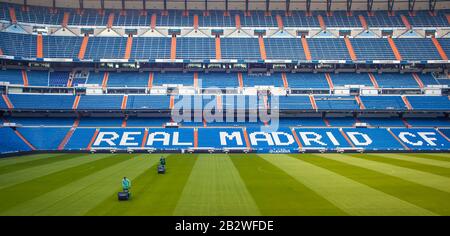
left=264, top=38, right=306, bottom=60
left=176, top=38, right=215, bottom=60
left=84, top=37, right=127, bottom=60
left=221, top=38, right=261, bottom=60
left=350, top=38, right=396, bottom=61
left=131, top=37, right=171, bottom=60
left=43, top=36, right=83, bottom=59
left=1, top=3, right=448, bottom=28
left=308, top=38, right=351, bottom=60
left=394, top=38, right=442, bottom=61
left=2, top=32, right=449, bottom=62
left=0, top=32, right=37, bottom=58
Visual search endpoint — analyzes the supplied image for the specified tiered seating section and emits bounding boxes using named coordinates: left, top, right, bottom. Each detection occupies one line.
left=1, top=94, right=449, bottom=111
left=1, top=32, right=449, bottom=61
left=1, top=3, right=448, bottom=28
left=1, top=116, right=449, bottom=154
left=2, top=70, right=449, bottom=89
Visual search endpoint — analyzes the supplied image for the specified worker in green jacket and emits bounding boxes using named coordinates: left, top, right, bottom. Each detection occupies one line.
left=122, top=177, right=131, bottom=192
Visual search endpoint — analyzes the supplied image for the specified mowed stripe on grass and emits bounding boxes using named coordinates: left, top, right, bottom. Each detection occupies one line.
left=0, top=154, right=85, bottom=175
left=86, top=154, right=195, bottom=216
left=0, top=154, right=124, bottom=213
left=322, top=154, right=450, bottom=194
left=0, top=153, right=62, bottom=168
left=308, top=154, right=450, bottom=215
left=174, top=154, right=260, bottom=216
left=264, top=154, right=434, bottom=216
left=0, top=154, right=106, bottom=190
left=410, top=153, right=450, bottom=162
left=2, top=154, right=155, bottom=216
left=368, top=153, right=450, bottom=169
left=231, top=154, right=346, bottom=216
left=352, top=153, right=450, bottom=178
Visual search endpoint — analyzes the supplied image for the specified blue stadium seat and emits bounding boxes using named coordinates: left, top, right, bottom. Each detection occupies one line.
left=176, top=38, right=215, bottom=60
left=264, top=38, right=306, bottom=60
left=242, top=73, right=284, bottom=87
left=107, top=72, right=149, bottom=87
left=394, top=38, right=441, bottom=61
left=308, top=38, right=351, bottom=60
left=126, top=95, right=171, bottom=110
left=77, top=95, right=122, bottom=110
left=0, top=69, right=23, bottom=85
left=315, top=96, right=359, bottom=110
left=286, top=73, right=329, bottom=89
left=360, top=96, right=407, bottom=110
left=131, top=37, right=171, bottom=60
left=18, top=127, right=69, bottom=150
left=407, top=96, right=450, bottom=111
left=49, top=72, right=70, bottom=87
left=9, top=94, right=75, bottom=110
left=373, top=73, right=419, bottom=88
left=26, top=71, right=49, bottom=86
left=351, top=38, right=396, bottom=61
left=330, top=73, right=373, bottom=87
left=0, top=128, right=32, bottom=153
left=221, top=38, right=260, bottom=60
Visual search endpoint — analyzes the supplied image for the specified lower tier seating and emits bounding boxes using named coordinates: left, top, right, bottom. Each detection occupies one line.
left=1, top=125, right=449, bottom=154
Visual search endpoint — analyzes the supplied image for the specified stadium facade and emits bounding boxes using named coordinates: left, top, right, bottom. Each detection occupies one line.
left=0, top=0, right=450, bottom=155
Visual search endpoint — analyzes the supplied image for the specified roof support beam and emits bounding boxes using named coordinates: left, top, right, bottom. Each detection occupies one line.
left=388, top=0, right=395, bottom=12
left=120, top=0, right=126, bottom=15
left=409, top=0, right=416, bottom=12
left=22, top=0, right=28, bottom=11
left=367, top=0, right=373, bottom=12
left=327, top=0, right=332, bottom=14
left=183, top=0, right=188, bottom=16
left=429, top=0, right=437, bottom=12
left=140, top=0, right=147, bottom=15
left=306, top=0, right=311, bottom=14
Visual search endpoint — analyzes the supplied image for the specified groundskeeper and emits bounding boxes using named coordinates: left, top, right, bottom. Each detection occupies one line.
left=122, top=177, right=131, bottom=192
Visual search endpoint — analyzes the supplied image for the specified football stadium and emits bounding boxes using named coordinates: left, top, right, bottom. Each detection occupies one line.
left=0, top=0, right=450, bottom=218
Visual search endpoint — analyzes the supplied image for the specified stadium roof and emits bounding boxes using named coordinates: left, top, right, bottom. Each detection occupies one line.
left=1, top=0, right=449, bottom=11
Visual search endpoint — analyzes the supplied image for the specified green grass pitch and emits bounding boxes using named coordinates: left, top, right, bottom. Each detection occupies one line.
left=0, top=152, right=449, bottom=216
